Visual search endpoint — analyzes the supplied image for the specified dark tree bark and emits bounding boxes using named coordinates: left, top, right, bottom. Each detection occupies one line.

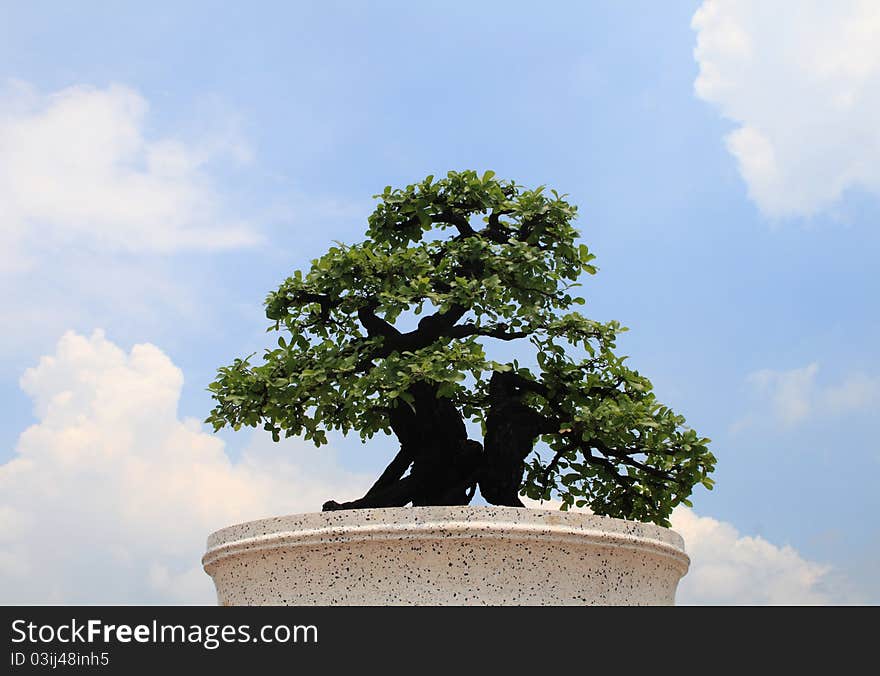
left=479, top=371, right=555, bottom=507
left=323, top=381, right=484, bottom=511
left=322, top=371, right=558, bottom=511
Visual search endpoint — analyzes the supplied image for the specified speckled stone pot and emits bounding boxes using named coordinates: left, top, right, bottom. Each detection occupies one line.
left=202, top=506, right=689, bottom=606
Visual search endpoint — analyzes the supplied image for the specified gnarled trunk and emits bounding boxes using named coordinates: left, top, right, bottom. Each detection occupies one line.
left=323, top=374, right=551, bottom=512
left=479, top=371, right=552, bottom=506
left=323, top=382, right=483, bottom=511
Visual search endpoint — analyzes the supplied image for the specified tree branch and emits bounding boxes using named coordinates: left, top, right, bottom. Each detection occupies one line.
left=395, top=209, right=476, bottom=238
left=541, top=444, right=575, bottom=487
left=415, top=303, right=468, bottom=335
left=482, top=209, right=515, bottom=243
left=280, top=291, right=343, bottom=321
left=437, top=210, right=475, bottom=237
left=447, top=322, right=531, bottom=341
left=357, top=303, right=401, bottom=339
left=590, top=439, right=673, bottom=482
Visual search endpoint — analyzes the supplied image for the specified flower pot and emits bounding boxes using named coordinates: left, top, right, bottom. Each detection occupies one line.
left=202, top=505, right=689, bottom=605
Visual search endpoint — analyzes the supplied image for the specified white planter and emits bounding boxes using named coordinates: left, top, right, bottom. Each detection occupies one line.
left=202, top=506, right=689, bottom=606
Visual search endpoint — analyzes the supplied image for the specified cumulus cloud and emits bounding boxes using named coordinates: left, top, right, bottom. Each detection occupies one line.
left=0, top=330, right=371, bottom=604
left=671, top=507, right=838, bottom=604
left=524, top=498, right=848, bottom=604
left=0, top=81, right=259, bottom=273
left=691, top=0, right=880, bottom=218
left=743, top=362, right=878, bottom=427
left=0, top=330, right=859, bottom=604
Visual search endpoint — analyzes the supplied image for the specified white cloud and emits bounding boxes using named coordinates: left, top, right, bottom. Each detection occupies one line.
left=671, top=506, right=837, bottom=605
left=692, top=1, right=880, bottom=218
left=823, top=372, right=880, bottom=414
left=0, top=331, right=861, bottom=604
left=0, top=330, right=371, bottom=604
left=742, top=362, right=878, bottom=427
left=747, top=362, right=820, bottom=425
left=0, top=81, right=259, bottom=273
left=524, top=498, right=851, bottom=604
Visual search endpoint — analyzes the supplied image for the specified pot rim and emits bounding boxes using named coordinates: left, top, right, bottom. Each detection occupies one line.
left=203, top=505, right=689, bottom=576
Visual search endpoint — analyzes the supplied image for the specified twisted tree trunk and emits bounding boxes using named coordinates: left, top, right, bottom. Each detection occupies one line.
left=322, top=374, right=551, bottom=512
left=479, top=371, right=554, bottom=506
left=322, top=382, right=483, bottom=511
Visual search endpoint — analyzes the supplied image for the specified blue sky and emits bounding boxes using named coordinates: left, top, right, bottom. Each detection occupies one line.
left=1, top=1, right=877, bottom=604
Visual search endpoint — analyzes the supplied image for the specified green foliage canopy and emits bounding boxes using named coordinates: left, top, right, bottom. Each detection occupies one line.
left=207, top=170, right=715, bottom=526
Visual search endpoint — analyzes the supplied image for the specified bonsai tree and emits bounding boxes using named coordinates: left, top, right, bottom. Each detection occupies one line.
left=206, top=170, right=715, bottom=526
